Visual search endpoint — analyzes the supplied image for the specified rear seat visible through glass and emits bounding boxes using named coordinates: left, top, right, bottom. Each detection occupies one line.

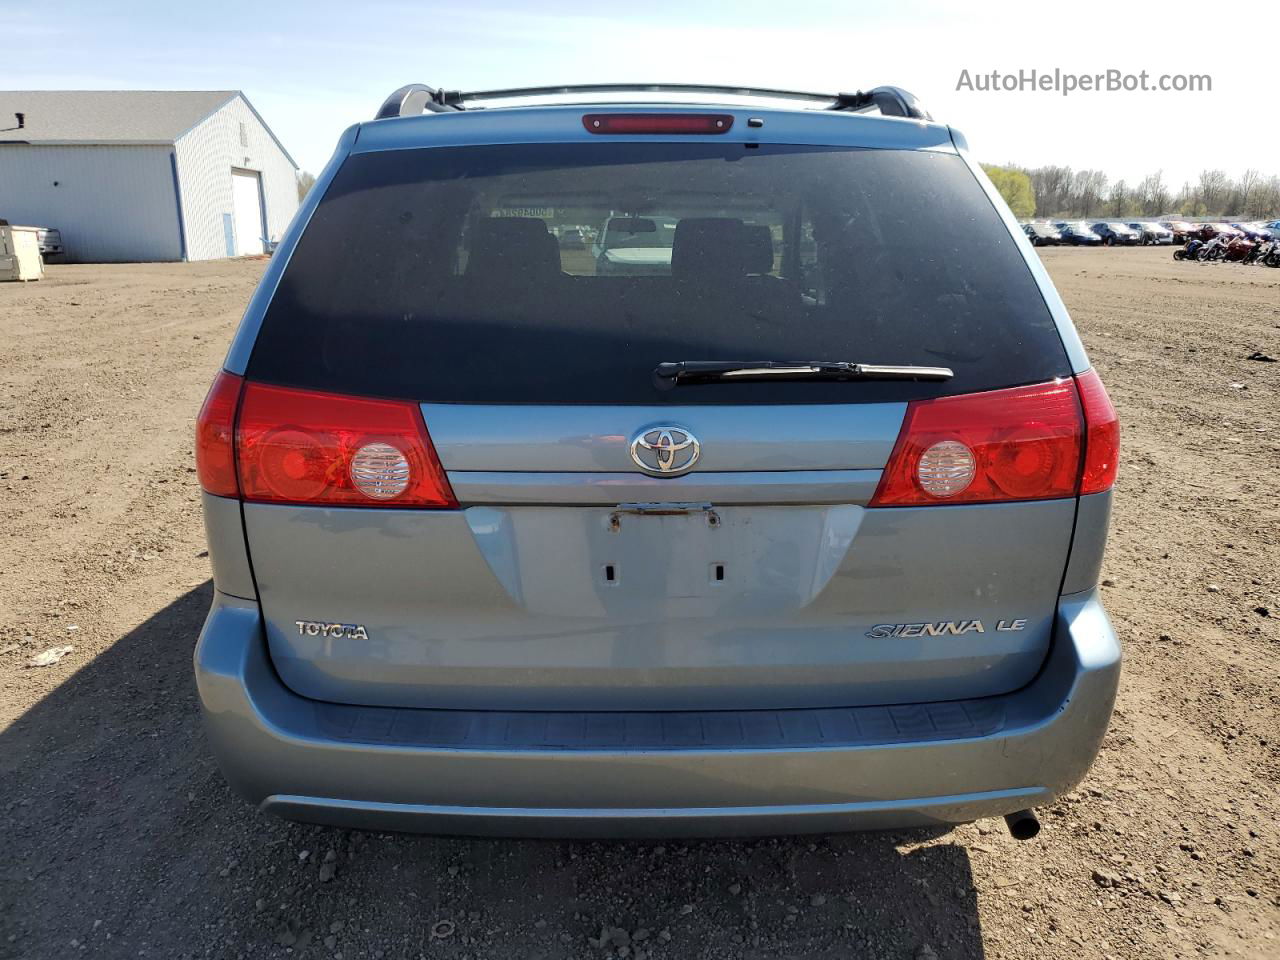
left=249, top=142, right=1070, bottom=405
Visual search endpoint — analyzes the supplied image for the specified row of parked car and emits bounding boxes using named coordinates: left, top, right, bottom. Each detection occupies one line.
left=1021, top=218, right=1280, bottom=247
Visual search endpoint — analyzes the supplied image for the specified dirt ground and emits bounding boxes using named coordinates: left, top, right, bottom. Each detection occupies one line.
left=1, top=248, right=1277, bottom=960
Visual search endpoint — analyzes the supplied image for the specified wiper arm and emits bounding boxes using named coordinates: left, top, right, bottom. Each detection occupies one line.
left=653, top=360, right=954, bottom=389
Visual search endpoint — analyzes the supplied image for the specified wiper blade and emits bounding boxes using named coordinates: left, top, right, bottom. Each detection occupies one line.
left=653, top=360, right=954, bottom=389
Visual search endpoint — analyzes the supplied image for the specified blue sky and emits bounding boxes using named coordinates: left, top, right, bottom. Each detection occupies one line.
left=6, top=0, right=1276, bottom=189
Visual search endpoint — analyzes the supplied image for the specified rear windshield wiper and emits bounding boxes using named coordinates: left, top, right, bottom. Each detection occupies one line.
left=653, top=360, right=954, bottom=389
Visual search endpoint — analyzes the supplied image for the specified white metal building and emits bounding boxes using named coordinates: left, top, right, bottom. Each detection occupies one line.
left=0, top=90, right=299, bottom=262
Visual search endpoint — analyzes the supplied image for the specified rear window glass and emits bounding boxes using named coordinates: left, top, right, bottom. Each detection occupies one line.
left=249, top=143, right=1069, bottom=404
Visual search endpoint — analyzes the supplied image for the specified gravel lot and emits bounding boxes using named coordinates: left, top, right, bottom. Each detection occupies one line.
left=1, top=248, right=1278, bottom=960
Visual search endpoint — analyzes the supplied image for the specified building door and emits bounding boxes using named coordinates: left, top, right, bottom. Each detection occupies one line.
left=230, top=169, right=266, bottom=256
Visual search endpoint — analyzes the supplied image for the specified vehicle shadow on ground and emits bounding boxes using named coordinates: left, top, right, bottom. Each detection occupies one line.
left=1, top=583, right=986, bottom=960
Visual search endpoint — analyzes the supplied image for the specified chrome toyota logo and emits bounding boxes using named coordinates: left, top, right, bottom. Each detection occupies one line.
left=629, top=426, right=700, bottom=476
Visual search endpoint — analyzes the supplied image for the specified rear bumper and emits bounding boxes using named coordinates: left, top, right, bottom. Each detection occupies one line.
left=194, top=590, right=1120, bottom=838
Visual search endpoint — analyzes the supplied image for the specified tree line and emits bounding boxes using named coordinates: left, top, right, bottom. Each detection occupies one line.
left=980, top=164, right=1280, bottom=221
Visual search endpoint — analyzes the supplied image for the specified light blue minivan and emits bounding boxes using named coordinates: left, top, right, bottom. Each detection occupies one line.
left=193, top=83, right=1121, bottom=839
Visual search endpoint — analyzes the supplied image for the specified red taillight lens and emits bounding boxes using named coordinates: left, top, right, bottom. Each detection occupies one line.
left=195, top=371, right=243, bottom=498
left=582, top=113, right=734, bottom=135
left=235, top=383, right=456, bottom=508
left=870, top=380, right=1084, bottom=506
left=1075, top=369, right=1120, bottom=494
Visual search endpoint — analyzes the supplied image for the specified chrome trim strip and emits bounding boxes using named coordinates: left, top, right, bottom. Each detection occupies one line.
left=447, top=469, right=881, bottom=505
left=265, top=786, right=1042, bottom=824
left=423, top=402, right=906, bottom=473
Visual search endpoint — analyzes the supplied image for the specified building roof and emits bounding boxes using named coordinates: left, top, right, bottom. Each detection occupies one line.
left=0, top=90, right=241, bottom=144
left=0, top=90, right=298, bottom=168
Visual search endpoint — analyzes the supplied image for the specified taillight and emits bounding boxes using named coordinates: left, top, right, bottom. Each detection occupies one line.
left=195, top=371, right=243, bottom=498
left=1075, top=369, right=1120, bottom=494
left=870, top=379, right=1084, bottom=506
left=582, top=113, right=734, bottom=135
left=235, top=382, right=456, bottom=508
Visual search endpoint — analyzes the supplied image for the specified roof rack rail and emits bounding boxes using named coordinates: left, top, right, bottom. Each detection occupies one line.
left=374, top=84, right=462, bottom=119
left=374, top=83, right=931, bottom=121
left=832, top=86, right=932, bottom=121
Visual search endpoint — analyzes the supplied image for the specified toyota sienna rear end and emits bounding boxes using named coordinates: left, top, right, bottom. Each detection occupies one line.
left=193, top=83, right=1121, bottom=838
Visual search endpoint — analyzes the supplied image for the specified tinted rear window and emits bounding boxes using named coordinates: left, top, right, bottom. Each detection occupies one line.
left=249, top=143, right=1069, bottom=404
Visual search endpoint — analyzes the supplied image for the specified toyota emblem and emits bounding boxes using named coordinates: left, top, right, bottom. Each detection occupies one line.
left=629, top=426, right=701, bottom=476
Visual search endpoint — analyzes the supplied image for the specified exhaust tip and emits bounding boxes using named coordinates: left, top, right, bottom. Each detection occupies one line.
left=1003, top=809, right=1041, bottom=841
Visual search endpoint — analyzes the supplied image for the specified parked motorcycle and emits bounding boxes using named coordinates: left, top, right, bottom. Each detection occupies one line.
left=1223, top=236, right=1258, bottom=262
left=1242, top=240, right=1268, bottom=265
left=1197, top=235, right=1232, bottom=261
left=1174, top=238, right=1205, bottom=261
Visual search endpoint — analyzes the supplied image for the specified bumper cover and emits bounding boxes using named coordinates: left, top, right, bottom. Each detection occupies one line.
left=194, top=590, right=1120, bottom=838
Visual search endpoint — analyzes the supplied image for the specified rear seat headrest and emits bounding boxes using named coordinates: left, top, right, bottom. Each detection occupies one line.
left=466, top=217, right=560, bottom=278
left=671, top=217, right=748, bottom=281
left=741, top=225, right=775, bottom=276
